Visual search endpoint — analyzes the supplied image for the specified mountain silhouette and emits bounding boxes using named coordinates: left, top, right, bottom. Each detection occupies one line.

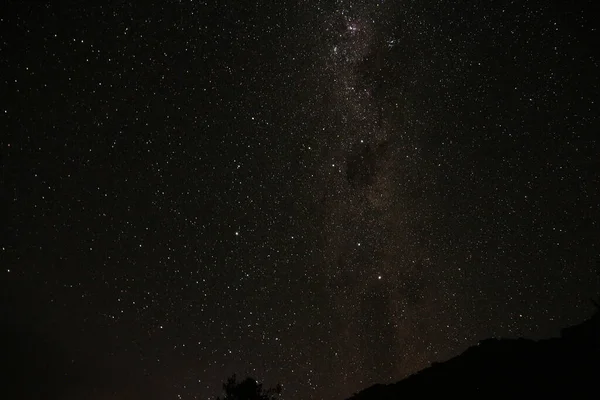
left=347, top=304, right=599, bottom=399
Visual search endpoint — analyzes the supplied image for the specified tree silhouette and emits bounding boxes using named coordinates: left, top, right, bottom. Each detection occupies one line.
left=216, top=374, right=282, bottom=400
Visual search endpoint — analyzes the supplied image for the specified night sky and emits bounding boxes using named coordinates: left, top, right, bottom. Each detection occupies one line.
left=2, top=1, right=599, bottom=399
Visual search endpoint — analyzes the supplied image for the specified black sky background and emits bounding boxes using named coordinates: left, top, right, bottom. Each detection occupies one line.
left=2, top=1, right=599, bottom=399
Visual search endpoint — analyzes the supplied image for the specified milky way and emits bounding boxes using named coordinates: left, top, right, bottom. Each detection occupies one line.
left=3, top=1, right=599, bottom=399
left=305, top=1, right=449, bottom=386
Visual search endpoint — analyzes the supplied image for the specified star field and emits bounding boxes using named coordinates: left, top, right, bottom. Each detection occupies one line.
left=2, top=1, right=599, bottom=399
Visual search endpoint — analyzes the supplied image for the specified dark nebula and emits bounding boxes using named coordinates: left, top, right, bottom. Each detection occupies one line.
left=346, top=142, right=378, bottom=187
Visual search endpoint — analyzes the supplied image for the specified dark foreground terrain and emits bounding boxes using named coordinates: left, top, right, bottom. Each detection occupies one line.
left=348, top=305, right=599, bottom=399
